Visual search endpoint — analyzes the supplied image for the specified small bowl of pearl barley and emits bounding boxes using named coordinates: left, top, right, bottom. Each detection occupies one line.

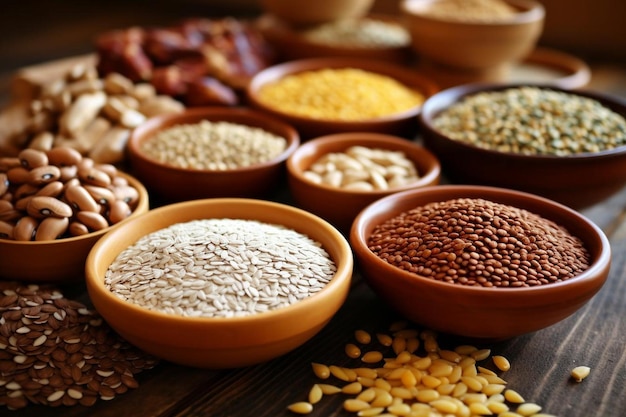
left=85, top=198, right=353, bottom=368
left=350, top=184, right=611, bottom=340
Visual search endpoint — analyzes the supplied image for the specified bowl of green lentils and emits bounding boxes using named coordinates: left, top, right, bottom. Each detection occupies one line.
left=419, top=83, right=626, bottom=209
left=350, top=184, right=611, bottom=340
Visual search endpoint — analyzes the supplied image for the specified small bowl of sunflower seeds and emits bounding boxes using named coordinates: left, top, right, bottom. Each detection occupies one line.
left=419, top=83, right=626, bottom=209
left=85, top=198, right=353, bottom=368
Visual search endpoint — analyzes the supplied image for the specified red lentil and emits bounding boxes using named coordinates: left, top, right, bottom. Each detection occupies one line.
left=367, top=198, right=590, bottom=287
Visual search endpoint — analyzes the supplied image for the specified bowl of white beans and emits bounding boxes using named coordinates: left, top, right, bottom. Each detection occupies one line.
left=85, top=198, right=353, bottom=368
left=127, top=107, right=300, bottom=202
left=0, top=147, right=149, bottom=282
left=286, top=132, right=441, bottom=233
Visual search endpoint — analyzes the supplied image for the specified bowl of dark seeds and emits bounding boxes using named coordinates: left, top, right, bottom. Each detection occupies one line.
left=85, top=198, right=353, bottom=368
left=419, top=83, right=626, bottom=209
left=350, top=184, right=611, bottom=340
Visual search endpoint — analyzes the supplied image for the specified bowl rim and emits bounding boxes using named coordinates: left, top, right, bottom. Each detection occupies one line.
left=400, top=0, right=545, bottom=26
left=287, top=132, right=441, bottom=195
left=246, top=57, right=439, bottom=125
left=0, top=170, right=149, bottom=247
left=350, top=184, right=611, bottom=296
left=127, top=106, right=301, bottom=175
left=85, top=198, right=354, bottom=325
left=419, top=82, right=626, bottom=161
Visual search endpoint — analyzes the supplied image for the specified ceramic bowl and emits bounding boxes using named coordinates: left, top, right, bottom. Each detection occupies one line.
left=246, top=57, right=439, bottom=139
left=85, top=198, right=353, bottom=368
left=127, top=107, right=300, bottom=202
left=401, top=0, right=545, bottom=86
left=419, top=83, right=626, bottom=209
left=0, top=171, right=149, bottom=283
left=350, top=185, right=611, bottom=340
left=260, top=0, right=375, bottom=27
left=256, top=14, right=412, bottom=65
left=286, top=132, right=441, bottom=233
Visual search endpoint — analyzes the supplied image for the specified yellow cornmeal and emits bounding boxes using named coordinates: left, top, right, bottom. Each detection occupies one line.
left=257, top=68, right=425, bottom=121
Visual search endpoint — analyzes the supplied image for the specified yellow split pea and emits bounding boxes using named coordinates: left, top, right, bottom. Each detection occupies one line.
left=257, top=68, right=425, bottom=121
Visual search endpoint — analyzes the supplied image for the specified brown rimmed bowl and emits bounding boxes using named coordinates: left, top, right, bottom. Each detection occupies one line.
left=418, top=83, right=626, bottom=209
left=286, top=132, right=441, bottom=233
left=350, top=185, right=611, bottom=340
left=246, top=57, right=439, bottom=139
left=260, top=0, right=374, bottom=27
left=85, top=198, right=353, bottom=368
left=0, top=171, right=149, bottom=283
left=127, top=106, right=300, bottom=202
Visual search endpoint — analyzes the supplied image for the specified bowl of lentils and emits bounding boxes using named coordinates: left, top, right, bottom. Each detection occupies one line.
left=246, top=57, right=439, bottom=139
left=350, top=184, right=611, bottom=340
left=85, top=198, right=353, bottom=368
left=127, top=107, right=300, bottom=202
left=419, top=83, right=626, bottom=209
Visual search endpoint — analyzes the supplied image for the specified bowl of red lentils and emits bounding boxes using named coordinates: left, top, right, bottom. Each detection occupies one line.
left=286, top=132, right=441, bottom=233
left=85, top=197, right=353, bottom=368
left=350, top=184, right=611, bottom=340
left=246, top=57, right=439, bottom=139
left=419, top=83, right=626, bottom=209
left=127, top=106, right=300, bottom=202
left=0, top=147, right=149, bottom=283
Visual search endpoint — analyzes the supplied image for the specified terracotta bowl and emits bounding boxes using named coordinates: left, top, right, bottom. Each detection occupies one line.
left=246, top=57, right=439, bottom=139
left=286, top=132, right=441, bottom=233
left=260, top=0, right=374, bottom=27
left=419, top=83, right=626, bottom=209
left=85, top=198, right=353, bottom=368
left=0, top=171, right=149, bottom=283
left=127, top=107, right=300, bottom=202
left=401, top=0, right=545, bottom=85
left=256, top=14, right=412, bottom=65
left=350, top=185, right=611, bottom=340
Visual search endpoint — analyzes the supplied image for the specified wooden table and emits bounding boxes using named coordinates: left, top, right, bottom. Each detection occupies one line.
left=2, top=2, right=626, bottom=416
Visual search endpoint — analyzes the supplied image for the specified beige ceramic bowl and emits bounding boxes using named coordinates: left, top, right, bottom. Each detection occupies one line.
left=287, top=132, right=441, bottom=233
left=419, top=83, right=626, bottom=209
left=0, top=172, right=148, bottom=283
left=85, top=198, right=353, bottom=368
left=260, top=0, right=375, bottom=27
left=401, top=0, right=545, bottom=85
left=246, top=57, right=439, bottom=139
left=127, top=107, right=300, bottom=202
left=350, top=185, right=611, bottom=340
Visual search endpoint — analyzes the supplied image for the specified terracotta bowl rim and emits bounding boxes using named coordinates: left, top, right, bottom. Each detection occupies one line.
left=127, top=106, right=301, bottom=175
left=419, top=82, right=626, bottom=161
left=400, top=0, right=545, bottom=26
left=287, top=132, right=441, bottom=195
left=246, top=57, right=439, bottom=125
left=0, top=171, right=149, bottom=247
left=351, top=184, right=611, bottom=295
left=86, top=198, right=354, bottom=326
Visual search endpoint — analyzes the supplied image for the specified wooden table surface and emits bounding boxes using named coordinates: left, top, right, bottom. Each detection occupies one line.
left=1, top=2, right=625, bottom=416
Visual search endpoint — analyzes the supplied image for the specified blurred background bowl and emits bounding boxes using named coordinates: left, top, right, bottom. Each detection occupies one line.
left=0, top=171, right=148, bottom=283
left=287, top=132, right=441, bottom=233
left=85, top=198, right=353, bottom=368
left=246, top=57, right=439, bottom=139
left=256, top=14, right=412, bottom=65
left=401, top=0, right=545, bottom=87
left=418, top=83, right=626, bottom=209
left=260, top=0, right=375, bottom=27
left=350, top=184, right=611, bottom=340
left=127, top=106, right=300, bottom=203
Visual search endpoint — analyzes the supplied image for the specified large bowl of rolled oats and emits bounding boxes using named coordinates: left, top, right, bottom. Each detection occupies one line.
left=85, top=198, right=353, bottom=368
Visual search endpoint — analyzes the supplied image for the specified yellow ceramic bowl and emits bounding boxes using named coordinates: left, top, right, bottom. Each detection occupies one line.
left=0, top=171, right=149, bottom=283
left=85, top=198, right=353, bottom=368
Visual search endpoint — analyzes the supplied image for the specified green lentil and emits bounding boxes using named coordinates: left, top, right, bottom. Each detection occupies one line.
left=432, top=86, right=626, bottom=156
left=257, top=68, right=425, bottom=121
